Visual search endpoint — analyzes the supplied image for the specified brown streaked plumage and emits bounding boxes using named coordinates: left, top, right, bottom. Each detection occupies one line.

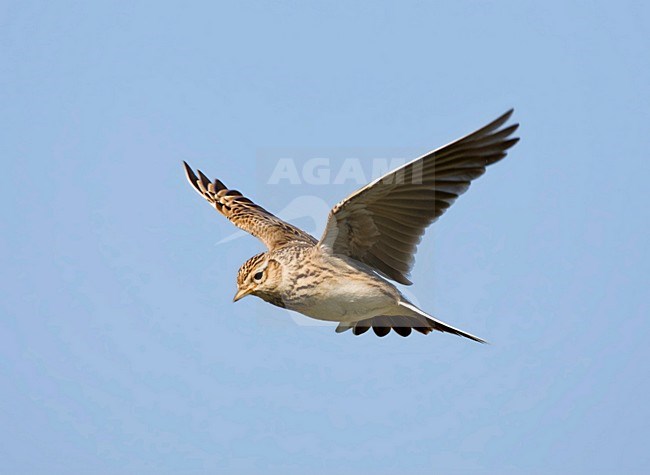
left=182, top=165, right=316, bottom=250
left=184, top=110, right=520, bottom=341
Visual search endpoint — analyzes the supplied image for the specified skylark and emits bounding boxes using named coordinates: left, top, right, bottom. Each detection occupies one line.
left=184, top=110, right=519, bottom=341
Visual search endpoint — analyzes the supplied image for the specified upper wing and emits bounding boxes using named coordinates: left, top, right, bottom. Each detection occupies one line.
left=183, top=162, right=317, bottom=250
left=318, top=110, right=519, bottom=284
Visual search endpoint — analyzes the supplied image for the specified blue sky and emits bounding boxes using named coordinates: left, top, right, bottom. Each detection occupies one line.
left=1, top=1, right=649, bottom=473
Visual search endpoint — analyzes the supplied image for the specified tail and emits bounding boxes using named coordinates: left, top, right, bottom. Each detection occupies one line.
left=335, top=302, right=486, bottom=343
left=398, top=301, right=486, bottom=343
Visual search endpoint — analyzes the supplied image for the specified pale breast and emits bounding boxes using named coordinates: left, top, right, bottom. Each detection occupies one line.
left=279, top=250, right=399, bottom=322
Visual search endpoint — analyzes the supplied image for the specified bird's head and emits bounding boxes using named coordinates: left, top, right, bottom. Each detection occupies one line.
left=233, top=253, right=284, bottom=304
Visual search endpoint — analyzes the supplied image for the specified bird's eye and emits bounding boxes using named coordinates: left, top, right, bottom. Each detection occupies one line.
left=253, top=271, right=264, bottom=281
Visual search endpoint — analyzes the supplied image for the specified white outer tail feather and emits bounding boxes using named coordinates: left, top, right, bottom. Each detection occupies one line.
left=397, top=301, right=487, bottom=343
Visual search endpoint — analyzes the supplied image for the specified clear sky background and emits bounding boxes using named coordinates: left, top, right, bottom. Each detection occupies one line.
left=1, top=1, right=649, bottom=474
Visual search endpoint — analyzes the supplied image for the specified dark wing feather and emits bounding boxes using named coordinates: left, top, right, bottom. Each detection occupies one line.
left=319, top=110, right=519, bottom=284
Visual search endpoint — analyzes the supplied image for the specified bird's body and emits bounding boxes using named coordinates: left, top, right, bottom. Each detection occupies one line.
left=267, top=244, right=399, bottom=322
left=238, top=244, right=484, bottom=340
left=184, top=110, right=519, bottom=341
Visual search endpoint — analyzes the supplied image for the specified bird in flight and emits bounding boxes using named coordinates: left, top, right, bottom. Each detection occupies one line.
left=184, top=110, right=519, bottom=341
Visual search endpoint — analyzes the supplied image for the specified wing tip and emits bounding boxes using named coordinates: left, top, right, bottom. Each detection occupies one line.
left=488, top=108, right=516, bottom=132
left=182, top=160, right=195, bottom=179
left=183, top=162, right=230, bottom=198
left=182, top=161, right=203, bottom=194
left=502, top=109, right=520, bottom=139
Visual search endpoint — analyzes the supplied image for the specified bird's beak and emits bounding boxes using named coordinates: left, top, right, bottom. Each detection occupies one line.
left=233, top=288, right=253, bottom=302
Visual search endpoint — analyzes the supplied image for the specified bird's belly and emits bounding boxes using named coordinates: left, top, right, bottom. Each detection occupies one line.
left=284, top=276, right=396, bottom=322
